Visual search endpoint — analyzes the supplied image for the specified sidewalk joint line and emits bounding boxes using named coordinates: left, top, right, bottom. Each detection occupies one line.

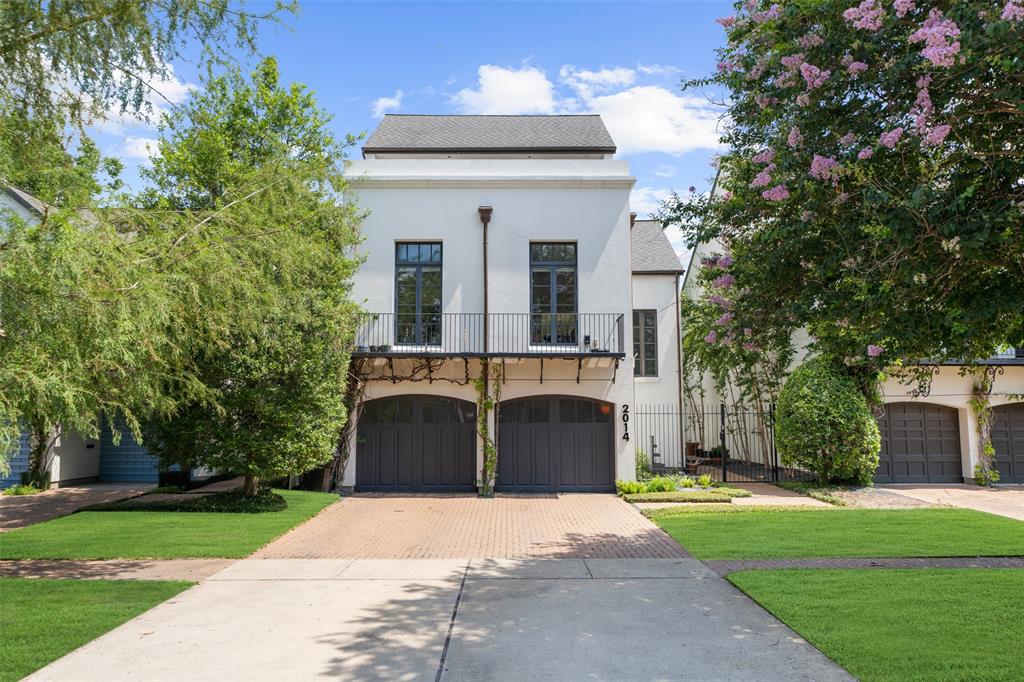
left=435, top=562, right=469, bottom=682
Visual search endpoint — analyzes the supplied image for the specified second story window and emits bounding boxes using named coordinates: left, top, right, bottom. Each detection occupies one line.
left=530, top=243, right=577, bottom=345
left=633, top=310, right=657, bottom=377
left=395, top=242, right=442, bottom=346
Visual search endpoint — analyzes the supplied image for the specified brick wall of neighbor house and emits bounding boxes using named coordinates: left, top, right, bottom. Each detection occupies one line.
left=99, top=415, right=159, bottom=482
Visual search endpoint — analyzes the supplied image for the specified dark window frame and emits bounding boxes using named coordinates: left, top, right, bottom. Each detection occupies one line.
left=394, top=242, right=443, bottom=346
left=633, top=309, right=658, bottom=377
left=529, top=242, right=578, bottom=346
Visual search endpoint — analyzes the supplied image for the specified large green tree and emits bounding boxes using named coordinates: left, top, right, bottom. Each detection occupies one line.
left=662, top=0, right=1024, bottom=394
left=138, top=58, right=363, bottom=495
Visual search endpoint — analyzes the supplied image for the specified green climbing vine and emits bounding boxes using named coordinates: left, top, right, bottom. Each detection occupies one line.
left=474, top=360, right=502, bottom=497
left=968, top=368, right=999, bottom=487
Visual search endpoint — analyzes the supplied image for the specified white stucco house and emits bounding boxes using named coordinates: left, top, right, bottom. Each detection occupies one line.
left=682, top=179, right=1024, bottom=485
left=342, top=114, right=684, bottom=492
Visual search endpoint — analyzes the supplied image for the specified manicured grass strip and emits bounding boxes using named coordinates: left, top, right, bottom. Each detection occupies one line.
left=0, top=578, right=192, bottom=682
left=623, top=491, right=733, bottom=503
left=651, top=508, right=1024, bottom=559
left=729, top=569, right=1024, bottom=682
left=0, top=489, right=337, bottom=560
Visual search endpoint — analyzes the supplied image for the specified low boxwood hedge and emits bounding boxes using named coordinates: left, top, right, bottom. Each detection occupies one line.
left=81, top=489, right=287, bottom=513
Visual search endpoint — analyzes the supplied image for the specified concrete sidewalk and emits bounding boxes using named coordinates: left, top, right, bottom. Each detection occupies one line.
left=26, top=558, right=851, bottom=682
left=884, top=484, right=1024, bottom=521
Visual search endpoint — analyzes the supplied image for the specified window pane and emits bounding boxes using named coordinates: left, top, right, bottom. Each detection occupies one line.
left=559, top=400, right=576, bottom=423
left=431, top=244, right=442, bottom=262
left=396, top=244, right=407, bottom=262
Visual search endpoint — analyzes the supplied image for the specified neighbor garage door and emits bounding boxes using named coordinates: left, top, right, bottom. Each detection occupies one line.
left=875, top=402, right=962, bottom=483
left=496, top=396, right=614, bottom=492
left=992, top=403, right=1024, bottom=483
left=356, top=396, right=476, bottom=491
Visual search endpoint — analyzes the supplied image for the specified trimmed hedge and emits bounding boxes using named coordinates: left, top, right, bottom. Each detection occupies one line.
left=776, top=357, right=880, bottom=485
left=81, top=489, right=287, bottom=513
left=622, top=487, right=753, bottom=503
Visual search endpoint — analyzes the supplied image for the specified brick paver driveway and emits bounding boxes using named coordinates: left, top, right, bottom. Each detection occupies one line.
left=255, top=493, right=686, bottom=559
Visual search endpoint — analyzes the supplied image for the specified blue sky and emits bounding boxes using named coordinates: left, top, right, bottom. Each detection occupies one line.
left=94, top=0, right=732, bottom=254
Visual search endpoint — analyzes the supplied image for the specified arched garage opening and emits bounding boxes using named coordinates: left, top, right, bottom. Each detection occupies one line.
left=497, top=396, right=615, bottom=492
left=992, top=403, right=1024, bottom=483
left=356, top=395, right=476, bottom=491
left=875, top=402, right=962, bottom=483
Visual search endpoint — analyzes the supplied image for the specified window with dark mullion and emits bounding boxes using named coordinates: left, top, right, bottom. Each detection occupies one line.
left=530, top=243, right=577, bottom=345
left=395, top=242, right=442, bottom=346
left=633, top=310, right=657, bottom=376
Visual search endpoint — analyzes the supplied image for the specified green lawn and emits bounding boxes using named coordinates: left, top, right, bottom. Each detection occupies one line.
left=729, top=569, right=1024, bottom=682
left=0, top=578, right=192, bottom=682
left=0, top=489, right=337, bottom=559
left=651, top=508, right=1024, bottom=559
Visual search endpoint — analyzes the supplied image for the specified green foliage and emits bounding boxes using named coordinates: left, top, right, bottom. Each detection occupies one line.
left=2, top=484, right=42, bottom=496
left=137, top=58, right=363, bottom=494
left=696, top=473, right=714, bottom=488
left=662, top=1, right=1024, bottom=385
left=0, top=0, right=292, bottom=131
left=644, top=475, right=677, bottom=493
left=615, top=480, right=645, bottom=496
left=968, top=369, right=1000, bottom=486
left=474, top=362, right=501, bottom=496
left=83, top=489, right=287, bottom=513
left=678, top=475, right=696, bottom=488
left=634, top=448, right=652, bottom=481
left=776, top=357, right=880, bottom=485
left=622, top=491, right=734, bottom=504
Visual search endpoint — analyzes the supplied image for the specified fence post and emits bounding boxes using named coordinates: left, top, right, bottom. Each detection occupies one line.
left=719, top=403, right=727, bottom=483
left=770, top=401, right=779, bottom=482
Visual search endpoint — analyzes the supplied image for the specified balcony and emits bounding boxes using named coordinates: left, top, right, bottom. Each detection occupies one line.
left=352, top=312, right=626, bottom=358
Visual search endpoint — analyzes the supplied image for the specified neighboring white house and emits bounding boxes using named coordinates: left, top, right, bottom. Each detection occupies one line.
left=343, top=114, right=684, bottom=491
left=1, top=185, right=162, bottom=488
left=682, top=181, right=1024, bottom=485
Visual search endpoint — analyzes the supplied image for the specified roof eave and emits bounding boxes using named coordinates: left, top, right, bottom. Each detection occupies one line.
left=362, top=146, right=617, bottom=155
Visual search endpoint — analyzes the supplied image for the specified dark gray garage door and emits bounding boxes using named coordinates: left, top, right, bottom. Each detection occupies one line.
left=992, top=403, right=1024, bottom=483
left=356, top=396, right=476, bottom=491
left=875, top=402, right=962, bottom=483
left=496, top=396, right=615, bottom=492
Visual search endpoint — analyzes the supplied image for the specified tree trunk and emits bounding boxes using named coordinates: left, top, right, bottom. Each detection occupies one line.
left=27, top=417, right=52, bottom=489
left=242, top=474, right=260, bottom=496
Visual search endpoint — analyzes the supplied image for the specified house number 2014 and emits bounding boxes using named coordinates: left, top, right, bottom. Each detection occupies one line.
left=621, top=404, right=630, bottom=441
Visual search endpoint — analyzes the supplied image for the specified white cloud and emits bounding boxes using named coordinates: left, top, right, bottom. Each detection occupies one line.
left=121, top=136, right=159, bottom=161
left=652, top=165, right=676, bottom=178
left=371, top=90, right=403, bottom=118
left=560, top=66, right=635, bottom=99
left=588, top=86, right=723, bottom=155
left=91, top=62, right=196, bottom=134
left=630, top=187, right=673, bottom=218
left=637, top=64, right=682, bottom=77
left=451, top=65, right=556, bottom=114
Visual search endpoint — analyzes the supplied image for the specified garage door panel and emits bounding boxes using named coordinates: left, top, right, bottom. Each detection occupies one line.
left=497, top=397, right=614, bottom=492
left=875, top=403, right=962, bottom=484
left=356, top=396, right=476, bottom=491
left=992, top=403, right=1024, bottom=483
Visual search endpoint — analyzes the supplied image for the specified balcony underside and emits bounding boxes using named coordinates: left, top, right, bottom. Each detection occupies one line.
left=352, top=350, right=625, bottom=359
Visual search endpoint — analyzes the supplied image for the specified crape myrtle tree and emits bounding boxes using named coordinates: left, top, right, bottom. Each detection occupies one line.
left=138, top=58, right=363, bottom=496
left=661, top=0, right=1024, bottom=398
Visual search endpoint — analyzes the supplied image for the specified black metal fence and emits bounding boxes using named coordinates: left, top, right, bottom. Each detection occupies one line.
left=633, top=403, right=816, bottom=483
left=352, top=312, right=625, bottom=357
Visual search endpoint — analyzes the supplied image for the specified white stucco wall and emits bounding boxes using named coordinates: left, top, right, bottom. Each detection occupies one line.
left=342, top=156, right=639, bottom=488
left=630, top=273, right=682, bottom=406
left=50, top=429, right=101, bottom=484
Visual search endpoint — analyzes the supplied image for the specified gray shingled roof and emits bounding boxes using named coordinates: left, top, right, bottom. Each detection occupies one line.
left=363, top=115, right=616, bottom=153
left=3, top=184, right=48, bottom=215
left=631, top=220, right=684, bottom=274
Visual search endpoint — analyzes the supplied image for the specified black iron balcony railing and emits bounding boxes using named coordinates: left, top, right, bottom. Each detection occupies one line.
left=352, top=312, right=625, bottom=357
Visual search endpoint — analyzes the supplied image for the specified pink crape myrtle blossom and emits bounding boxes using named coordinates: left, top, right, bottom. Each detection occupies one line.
left=750, top=166, right=775, bottom=188
left=713, top=274, right=737, bottom=289
left=844, top=0, right=885, bottom=30
left=800, top=62, right=831, bottom=89
left=715, top=312, right=735, bottom=326
left=801, top=210, right=815, bottom=221
left=796, top=93, right=811, bottom=107
left=721, top=190, right=734, bottom=201
left=705, top=330, right=718, bottom=344
left=880, top=127, right=904, bottom=148
left=858, top=147, right=874, bottom=159
left=809, top=155, right=839, bottom=180
left=752, top=4, right=782, bottom=23
left=923, top=124, right=951, bottom=145
left=762, top=184, right=790, bottom=201
left=788, top=126, right=804, bottom=148
left=716, top=16, right=737, bottom=28
left=799, top=33, right=825, bottom=48
left=719, top=254, right=734, bottom=268
left=742, top=342, right=758, bottom=351
left=708, top=294, right=730, bottom=308
left=839, top=132, right=857, bottom=145
left=910, top=75, right=934, bottom=131
left=893, top=0, right=916, bottom=18
left=1002, top=1, right=1024, bottom=21
left=747, top=58, right=769, bottom=80
left=755, top=93, right=779, bottom=109
left=847, top=61, right=869, bottom=76
left=743, top=328, right=753, bottom=337
left=753, top=148, right=776, bottom=164
left=909, top=9, right=962, bottom=67
left=867, top=344, right=884, bottom=357
left=781, top=53, right=806, bottom=71
left=841, top=54, right=855, bottom=66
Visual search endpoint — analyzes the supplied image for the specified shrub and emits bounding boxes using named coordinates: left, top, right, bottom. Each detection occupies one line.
left=616, top=480, right=645, bottom=496
left=2, top=484, right=43, bottom=496
left=696, top=473, right=714, bottom=488
left=635, top=449, right=652, bottom=481
left=644, top=476, right=677, bottom=493
left=677, top=476, right=696, bottom=488
left=776, top=357, right=880, bottom=485
left=622, top=491, right=732, bottom=503
left=82, top=489, right=288, bottom=513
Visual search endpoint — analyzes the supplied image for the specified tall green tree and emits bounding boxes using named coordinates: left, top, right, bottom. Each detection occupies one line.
left=139, top=58, right=363, bottom=495
left=662, top=0, right=1024, bottom=394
